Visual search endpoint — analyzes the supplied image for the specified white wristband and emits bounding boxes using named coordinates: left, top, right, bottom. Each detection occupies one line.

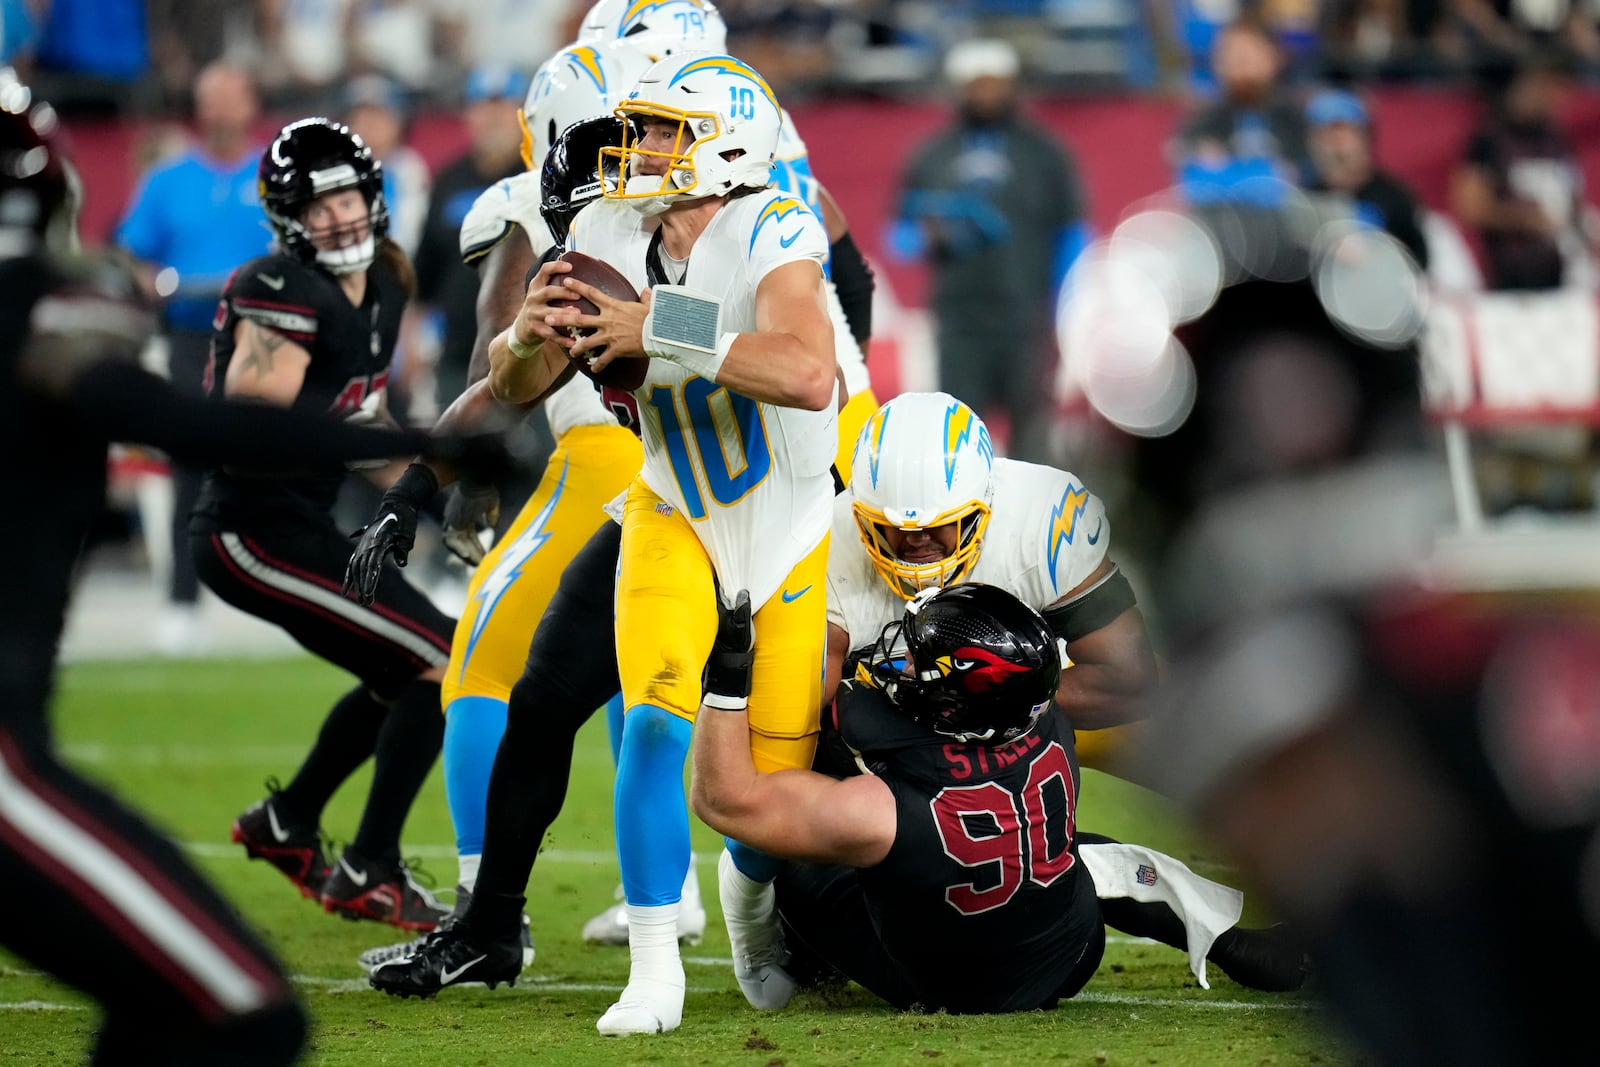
left=643, top=284, right=730, bottom=380
left=703, top=692, right=749, bottom=712
left=504, top=327, right=540, bottom=361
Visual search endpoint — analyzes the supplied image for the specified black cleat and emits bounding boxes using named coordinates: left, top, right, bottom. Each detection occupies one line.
left=357, top=885, right=536, bottom=972
left=1209, top=923, right=1312, bottom=992
left=369, top=925, right=523, bottom=999
left=231, top=780, right=329, bottom=901
left=320, top=849, right=451, bottom=932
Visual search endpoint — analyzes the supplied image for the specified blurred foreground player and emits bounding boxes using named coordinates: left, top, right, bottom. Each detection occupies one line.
left=0, top=77, right=493, bottom=1066
left=1135, top=271, right=1600, bottom=1064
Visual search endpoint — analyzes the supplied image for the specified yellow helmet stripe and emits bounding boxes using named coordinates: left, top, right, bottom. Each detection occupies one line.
left=668, top=56, right=777, bottom=114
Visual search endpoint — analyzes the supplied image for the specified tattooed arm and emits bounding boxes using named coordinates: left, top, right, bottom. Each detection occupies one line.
left=223, top=319, right=312, bottom=406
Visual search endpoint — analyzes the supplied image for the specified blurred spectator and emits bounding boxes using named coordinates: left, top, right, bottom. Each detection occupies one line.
left=1303, top=88, right=1430, bottom=266
left=887, top=38, right=1087, bottom=459
left=113, top=62, right=270, bottom=654
left=1441, top=0, right=1600, bottom=69
left=146, top=1, right=259, bottom=110
left=0, top=0, right=41, bottom=73
left=724, top=0, right=838, bottom=96
left=342, top=73, right=430, bottom=255
left=434, top=0, right=576, bottom=84
left=256, top=0, right=353, bottom=109
left=350, top=0, right=442, bottom=92
left=413, top=64, right=527, bottom=410
left=1173, top=17, right=1310, bottom=204
left=1148, top=0, right=1322, bottom=93
left=31, top=0, right=151, bottom=115
left=1450, top=50, right=1595, bottom=291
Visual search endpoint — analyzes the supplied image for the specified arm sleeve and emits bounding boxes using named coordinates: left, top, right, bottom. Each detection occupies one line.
left=828, top=232, right=874, bottom=344
left=68, top=359, right=427, bottom=468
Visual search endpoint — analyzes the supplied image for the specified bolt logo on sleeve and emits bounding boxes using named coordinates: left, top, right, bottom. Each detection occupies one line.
left=1045, top=484, right=1091, bottom=593
left=749, top=196, right=810, bottom=254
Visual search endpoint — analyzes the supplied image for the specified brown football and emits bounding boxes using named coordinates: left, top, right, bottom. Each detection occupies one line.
left=555, top=250, right=649, bottom=392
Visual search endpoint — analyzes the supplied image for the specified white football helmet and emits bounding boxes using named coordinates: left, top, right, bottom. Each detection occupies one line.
left=851, top=392, right=996, bottom=598
left=578, top=0, right=727, bottom=59
left=603, top=52, right=780, bottom=214
left=520, top=41, right=654, bottom=172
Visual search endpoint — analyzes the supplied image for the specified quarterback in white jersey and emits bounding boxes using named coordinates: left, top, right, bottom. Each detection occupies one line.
left=486, top=52, right=837, bottom=1037
left=826, top=392, right=1159, bottom=768
left=564, top=189, right=836, bottom=603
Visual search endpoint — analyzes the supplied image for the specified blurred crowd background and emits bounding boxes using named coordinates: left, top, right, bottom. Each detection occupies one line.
left=15, top=0, right=1600, bottom=651
left=9, top=0, right=1600, bottom=112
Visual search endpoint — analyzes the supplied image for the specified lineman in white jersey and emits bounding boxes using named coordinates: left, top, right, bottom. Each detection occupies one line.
left=826, top=392, right=1160, bottom=777
left=487, top=52, right=837, bottom=1036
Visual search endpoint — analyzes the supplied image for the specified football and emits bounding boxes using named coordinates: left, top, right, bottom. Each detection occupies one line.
left=555, top=250, right=649, bottom=392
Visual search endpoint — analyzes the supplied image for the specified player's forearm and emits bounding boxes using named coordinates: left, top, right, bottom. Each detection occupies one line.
left=487, top=326, right=566, bottom=404
left=467, top=235, right=537, bottom=388
left=712, top=332, right=835, bottom=410
left=70, top=359, right=427, bottom=468
left=689, top=710, right=771, bottom=841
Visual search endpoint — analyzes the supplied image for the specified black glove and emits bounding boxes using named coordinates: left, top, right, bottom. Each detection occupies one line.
left=704, top=588, right=754, bottom=711
left=422, top=432, right=513, bottom=488
left=342, top=462, right=437, bottom=605
left=441, top=481, right=500, bottom=566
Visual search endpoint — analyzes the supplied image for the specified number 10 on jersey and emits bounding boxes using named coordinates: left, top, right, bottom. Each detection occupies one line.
left=647, top=377, right=773, bottom=519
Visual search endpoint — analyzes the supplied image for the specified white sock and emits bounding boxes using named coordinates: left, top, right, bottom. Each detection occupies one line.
left=718, top=848, right=776, bottom=941
left=457, top=852, right=480, bottom=895
left=596, top=902, right=685, bottom=1035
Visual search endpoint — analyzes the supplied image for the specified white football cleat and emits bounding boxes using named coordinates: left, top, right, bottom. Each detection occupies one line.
left=582, top=858, right=706, bottom=945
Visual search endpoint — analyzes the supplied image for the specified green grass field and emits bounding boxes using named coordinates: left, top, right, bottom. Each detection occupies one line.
left=1, top=657, right=1362, bottom=1065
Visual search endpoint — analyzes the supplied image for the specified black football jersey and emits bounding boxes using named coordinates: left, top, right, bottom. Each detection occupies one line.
left=834, top=683, right=1099, bottom=1013
left=0, top=253, right=151, bottom=706
left=196, top=252, right=405, bottom=523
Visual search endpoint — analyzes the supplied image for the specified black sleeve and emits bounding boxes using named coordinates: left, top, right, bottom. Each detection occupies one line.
left=829, top=232, right=874, bottom=345
left=68, top=359, right=426, bottom=468
left=524, top=243, right=563, bottom=287
left=1040, top=566, right=1138, bottom=643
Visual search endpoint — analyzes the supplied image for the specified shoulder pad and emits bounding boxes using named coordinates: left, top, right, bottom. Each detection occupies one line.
left=460, top=172, right=548, bottom=266
left=228, top=257, right=320, bottom=344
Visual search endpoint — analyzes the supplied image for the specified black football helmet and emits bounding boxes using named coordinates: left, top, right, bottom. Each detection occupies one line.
left=0, top=68, right=77, bottom=252
left=540, top=115, right=624, bottom=245
left=258, top=117, right=388, bottom=274
left=870, top=583, right=1062, bottom=745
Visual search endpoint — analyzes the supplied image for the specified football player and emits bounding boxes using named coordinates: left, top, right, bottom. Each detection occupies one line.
left=484, top=52, right=837, bottom=1036
left=577, top=0, right=878, bottom=485
left=827, top=391, right=1159, bottom=780
left=346, top=41, right=657, bottom=973
left=566, top=0, right=881, bottom=950
left=693, top=583, right=1307, bottom=1012
left=0, top=78, right=500, bottom=1066
left=195, top=119, right=458, bottom=932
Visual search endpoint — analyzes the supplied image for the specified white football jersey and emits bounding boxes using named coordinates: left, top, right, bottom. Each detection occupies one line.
left=456, top=170, right=617, bottom=441
left=827, top=458, right=1109, bottom=653
left=567, top=189, right=838, bottom=608
left=459, top=171, right=546, bottom=266
left=769, top=109, right=870, bottom=398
